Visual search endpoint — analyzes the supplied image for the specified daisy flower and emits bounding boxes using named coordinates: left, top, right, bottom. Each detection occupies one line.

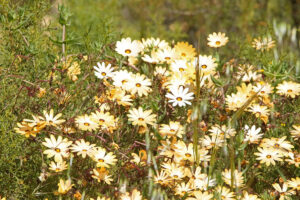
left=23, top=115, right=46, bottom=131
left=222, top=169, right=245, bottom=188
left=159, top=121, right=184, bottom=138
left=94, top=62, right=114, bottom=79
left=92, top=168, right=113, bottom=185
left=208, top=124, right=236, bottom=139
left=120, top=189, right=142, bottom=200
left=216, top=186, right=235, bottom=200
left=165, top=86, right=194, bottom=107
left=254, top=147, right=283, bottom=166
left=157, top=47, right=178, bottom=63
left=164, top=73, right=188, bottom=90
left=242, top=71, right=262, bottom=82
left=286, top=152, right=300, bottom=167
left=57, top=179, right=73, bottom=195
left=111, top=70, right=132, bottom=90
left=290, top=125, right=300, bottom=140
left=91, top=147, right=117, bottom=168
left=90, top=111, right=115, bottom=130
left=67, top=61, right=81, bottom=81
left=174, top=41, right=196, bottom=60
left=75, top=115, right=99, bottom=131
left=226, top=92, right=248, bottom=111
left=161, top=162, right=184, bottom=180
left=90, top=197, right=110, bottom=200
left=154, top=66, right=170, bottom=77
left=272, top=183, right=295, bottom=200
left=42, top=135, right=72, bottom=162
left=192, top=173, right=216, bottom=190
left=131, top=150, right=147, bottom=166
left=174, top=182, right=192, bottom=197
left=260, top=136, right=294, bottom=155
left=241, top=192, right=261, bottom=200
left=287, top=177, right=300, bottom=190
left=116, top=92, right=133, bottom=107
left=127, top=107, right=156, bottom=128
left=248, top=104, right=270, bottom=124
left=186, top=191, right=213, bottom=200
left=252, top=36, right=275, bottom=51
left=49, top=161, right=68, bottom=172
left=207, top=32, right=229, bottom=48
left=244, top=125, right=263, bottom=144
left=167, top=166, right=185, bottom=180
left=142, top=50, right=161, bottom=64
left=253, top=82, right=273, bottom=96
left=70, top=139, right=95, bottom=158
left=170, top=59, right=189, bottom=73
left=43, top=109, right=65, bottom=127
left=154, top=170, right=170, bottom=186
left=115, top=37, right=142, bottom=57
left=174, top=141, right=195, bottom=163
left=276, top=81, right=300, bottom=98
left=194, top=55, right=217, bottom=75
left=128, top=73, right=152, bottom=97
left=141, top=37, right=169, bottom=50
left=14, top=121, right=40, bottom=138
left=201, top=135, right=224, bottom=149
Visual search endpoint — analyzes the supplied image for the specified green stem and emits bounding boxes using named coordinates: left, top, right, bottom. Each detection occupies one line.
left=229, top=136, right=235, bottom=191
left=275, top=166, right=287, bottom=182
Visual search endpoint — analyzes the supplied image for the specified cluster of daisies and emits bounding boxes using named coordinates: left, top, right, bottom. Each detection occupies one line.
left=13, top=32, right=300, bottom=199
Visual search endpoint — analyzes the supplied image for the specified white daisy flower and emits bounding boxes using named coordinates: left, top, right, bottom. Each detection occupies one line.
left=94, top=62, right=114, bottom=79
left=115, top=37, right=143, bottom=57
left=165, top=86, right=194, bottom=107
left=244, top=125, right=263, bottom=144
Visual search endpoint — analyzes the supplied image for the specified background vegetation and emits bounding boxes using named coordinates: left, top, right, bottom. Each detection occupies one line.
left=0, top=0, right=299, bottom=199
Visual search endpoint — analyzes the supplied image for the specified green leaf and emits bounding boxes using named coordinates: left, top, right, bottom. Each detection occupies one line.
left=210, top=75, right=224, bottom=87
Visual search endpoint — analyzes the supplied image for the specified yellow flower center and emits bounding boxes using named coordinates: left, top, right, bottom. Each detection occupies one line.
left=274, top=143, right=280, bottom=148
left=181, top=52, right=186, bottom=57
left=287, top=89, right=293, bottom=93
left=99, top=119, right=105, bottom=123
left=56, top=168, right=60, bottom=172
left=84, top=122, right=90, bottom=126
left=122, top=80, right=127, bottom=84
left=125, top=49, right=131, bottom=54
left=174, top=175, right=178, bottom=179
left=215, top=41, right=221, bottom=45
left=158, top=180, right=163, bottom=184
left=170, top=129, right=175, bottom=132
left=261, top=91, right=265, bottom=94
left=55, top=148, right=61, bottom=153
left=136, top=83, right=141, bottom=87
left=266, top=155, right=272, bottom=159
left=179, top=68, right=184, bottom=72
left=138, top=118, right=144, bottom=121
left=176, top=97, right=183, bottom=101
left=101, top=72, right=106, bottom=76
left=201, top=64, right=207, bottom=69
left=98, top=159, right=104, bottom=162
left=185, top=153, right=192, bottom=157
left=165, top=57, right=171, bottom=60
left=82, top=149, right=87, bottom=152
